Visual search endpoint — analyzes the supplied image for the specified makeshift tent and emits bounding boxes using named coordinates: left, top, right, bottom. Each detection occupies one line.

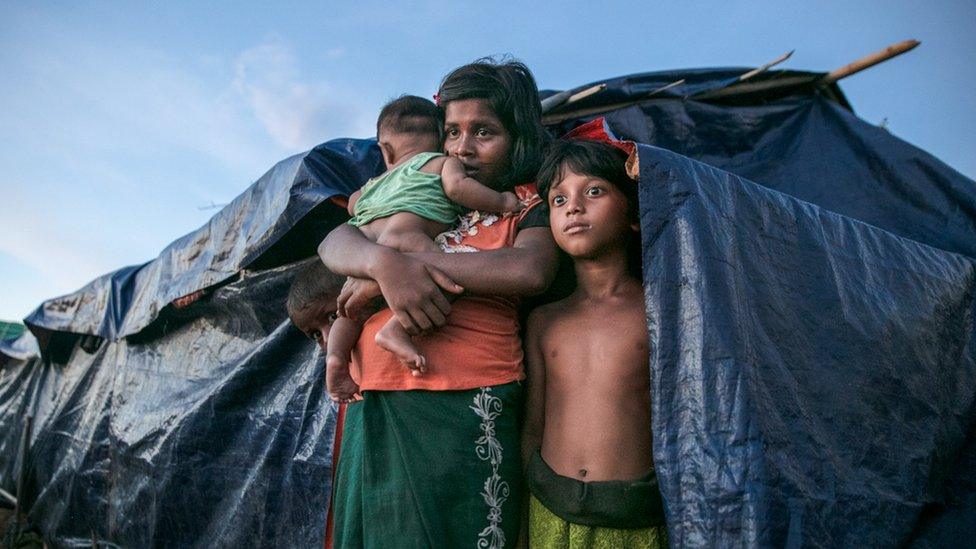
left=2, top=63, right=974, bottom=547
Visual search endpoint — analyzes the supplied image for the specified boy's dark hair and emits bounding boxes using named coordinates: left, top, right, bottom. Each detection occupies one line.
left=437, top=57, right=552, bottom=190
left=377, top=95, right=443, bottom=141
left=538, top=139, right=642, bottom=278
left=285, top=259, right=344, bottom=322
left=537, top=139, right=639, bottom=221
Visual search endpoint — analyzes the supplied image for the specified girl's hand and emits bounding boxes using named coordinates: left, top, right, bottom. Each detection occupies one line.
left=338, top=277, right=383, bottom=322
left=372, top=252, right=463, bottom=334
left=500, top=191, right=524, bottom=214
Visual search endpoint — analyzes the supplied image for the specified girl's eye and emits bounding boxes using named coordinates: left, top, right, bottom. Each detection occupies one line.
left=551, top=195, right=566, bottom=206
left=586, top=186, right=604, bottom=197
left=327, top=312, right=339, bottom=323
left=311, top=330, right=323, bottom=342
left=445, top=128, right=459, bottom=138
left=476, top=128, right=492, bottom=137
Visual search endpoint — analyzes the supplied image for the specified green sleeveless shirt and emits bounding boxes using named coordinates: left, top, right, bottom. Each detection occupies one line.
left=348, top=151, right=464, bottom=227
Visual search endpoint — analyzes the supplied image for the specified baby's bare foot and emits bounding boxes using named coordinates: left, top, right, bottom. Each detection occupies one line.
left=375, top=323, right=427, bottom=376
left=326, top=355, right=360, bottom=403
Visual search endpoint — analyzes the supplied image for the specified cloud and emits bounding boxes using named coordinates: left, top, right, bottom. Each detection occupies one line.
left=0, top=32, right=373, bottom=316
left=231, top=40, right=369, bottom=150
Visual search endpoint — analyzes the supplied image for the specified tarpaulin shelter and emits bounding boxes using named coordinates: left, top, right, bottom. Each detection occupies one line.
left=1, top=63, right=974, bottom=547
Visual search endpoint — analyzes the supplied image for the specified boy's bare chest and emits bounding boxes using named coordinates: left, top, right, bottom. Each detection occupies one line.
left=540, top=305, right=648, bottom=369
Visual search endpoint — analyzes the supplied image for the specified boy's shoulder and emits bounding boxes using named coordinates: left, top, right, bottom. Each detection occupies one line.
left=526, top=297, right=576, bottom=333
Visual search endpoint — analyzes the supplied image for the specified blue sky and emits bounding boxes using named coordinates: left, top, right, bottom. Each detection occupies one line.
left=1, top=1, right=974, bottom=321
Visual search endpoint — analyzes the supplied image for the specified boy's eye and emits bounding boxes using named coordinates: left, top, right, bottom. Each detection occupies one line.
left=310, top=330, right=322, bottom=343
left=476, top=128, right=491, bottom=137
left=551, top=195, right=566, bottom=206
left=327, top=311, right=339, bottom=324
left=586, top=186, right=604, bottom=197
left=445, top=127, right=459, bottom=138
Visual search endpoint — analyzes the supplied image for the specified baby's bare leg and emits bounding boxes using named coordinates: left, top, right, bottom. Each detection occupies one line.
left=375, top=317, right=427, bottom=375
left=375, top=229, right=442, bottom=253
left=360, top=212, right=447, bottom=253
left=359, top=214, right=453, bottom=374
left=325, top=317, right=362, bottom=403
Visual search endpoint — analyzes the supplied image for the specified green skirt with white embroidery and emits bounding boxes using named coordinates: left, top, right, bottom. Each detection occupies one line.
left=333, top=383, right=523, bottom=549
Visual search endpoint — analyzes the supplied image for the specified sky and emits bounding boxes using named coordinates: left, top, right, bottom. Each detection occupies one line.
left=1, top=1, right=974, bottom=321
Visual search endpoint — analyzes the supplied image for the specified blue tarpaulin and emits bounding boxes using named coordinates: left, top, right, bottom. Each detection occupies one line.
left=638, top=144, right=975, bottom=546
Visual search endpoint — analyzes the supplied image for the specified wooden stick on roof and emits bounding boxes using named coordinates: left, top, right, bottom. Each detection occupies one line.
left=822, top=39, right=920, bottom=84
left=541, top=83, right=608, bottom=114
left=540, top=90, right=573, bottom=114
left=644, top=78, right=685, bottom=98
left=566, top=83, right=606, bottom=105
left=738, top=50, right=795, bottom=82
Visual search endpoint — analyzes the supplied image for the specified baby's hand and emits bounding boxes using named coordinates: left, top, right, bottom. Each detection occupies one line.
left=500, top=192, right=524, bottom=214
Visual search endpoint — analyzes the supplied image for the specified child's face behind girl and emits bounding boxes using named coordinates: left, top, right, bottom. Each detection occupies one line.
left=547, top=167, right=639, bottom=260
left=291, top=299, right=339, bottom=353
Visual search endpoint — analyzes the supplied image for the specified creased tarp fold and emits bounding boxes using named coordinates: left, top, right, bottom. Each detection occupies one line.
left=23, top=139, right=382, bottom=343
left=2, top=263, right=337, bottom=547
left=639, top=144, right=976, bottom=547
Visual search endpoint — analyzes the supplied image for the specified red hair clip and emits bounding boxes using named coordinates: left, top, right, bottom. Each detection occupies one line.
left=433, top=93, right=441, bottom=107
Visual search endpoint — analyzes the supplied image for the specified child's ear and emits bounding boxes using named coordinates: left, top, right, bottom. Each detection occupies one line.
left=379, top=141, right=396, bottom=167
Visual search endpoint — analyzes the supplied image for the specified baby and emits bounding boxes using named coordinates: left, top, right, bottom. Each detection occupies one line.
left=521, top=139, right=667, bottom=547
left=326, top=95, right=523, bottom=403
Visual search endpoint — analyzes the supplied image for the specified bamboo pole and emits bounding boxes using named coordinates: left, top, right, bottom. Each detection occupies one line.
left=644, top=79, right=685, bottom=98
left=738, top=50, right=794, bottom=82
left=540, top=90, right=573, bottom=114
left=823, top=39, right=919, bottom=84
left=541, top=83, right=607, bottom=115
left=566, top=83, right=606, bottom=105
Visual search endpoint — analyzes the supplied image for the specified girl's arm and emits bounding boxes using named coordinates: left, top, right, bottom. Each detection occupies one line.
left=407, top=227, right=556, bottom=296
left=318, top=224, right=558, bottom=333
left=318, top=224, right=461, bottom=333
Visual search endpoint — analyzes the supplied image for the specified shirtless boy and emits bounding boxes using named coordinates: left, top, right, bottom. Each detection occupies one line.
left=326, top=95, right=523, bottom=402
left=521, top=140, right=667, bottom=547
